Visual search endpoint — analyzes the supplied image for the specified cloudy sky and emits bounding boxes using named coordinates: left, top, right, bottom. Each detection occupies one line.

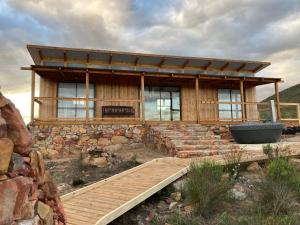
left=1, top=0, right=300, bottom=122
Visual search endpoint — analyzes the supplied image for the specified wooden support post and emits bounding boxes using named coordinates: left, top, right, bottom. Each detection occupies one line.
left=195, top=77, right=200, bottom=123
left=240, top=80, right=245, bottom=122
left=275, top=81, right=281, bottom=121
left=141, top=75, right=145, bottom=122
left=297, top=104, right=300, bottom=126
left=85, top=70, right=90, bottom=123
left=31, top=70, right=35, bottom=123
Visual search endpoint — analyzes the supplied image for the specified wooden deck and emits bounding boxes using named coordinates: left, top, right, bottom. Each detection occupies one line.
left=62, top=146, right=300, bottom=225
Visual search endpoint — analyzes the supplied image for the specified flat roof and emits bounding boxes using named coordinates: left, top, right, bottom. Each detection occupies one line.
left=27, top=45, right=270, bottom=75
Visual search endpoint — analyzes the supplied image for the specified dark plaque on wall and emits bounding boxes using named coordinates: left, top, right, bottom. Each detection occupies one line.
left=102, top=106, right=135, bottom=116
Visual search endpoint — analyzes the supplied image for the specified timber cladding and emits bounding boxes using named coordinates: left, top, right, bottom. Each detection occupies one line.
left=39, top=76, right=57, bottom=119
left=38, top=76, right=258, bottom=122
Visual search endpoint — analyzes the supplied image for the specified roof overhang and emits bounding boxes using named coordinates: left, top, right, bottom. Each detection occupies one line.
left=27, top=44, right=271, bottom=75
left=28, top=65, right=281, bottom=86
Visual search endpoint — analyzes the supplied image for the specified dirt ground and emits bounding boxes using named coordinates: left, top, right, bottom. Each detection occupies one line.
left=113, top=147, right=169, bottom=163
left=47, top=146, right=169, bottom=195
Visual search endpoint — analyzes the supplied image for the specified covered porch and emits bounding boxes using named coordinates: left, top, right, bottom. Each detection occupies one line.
left=27, top=66, right=282, bottom=125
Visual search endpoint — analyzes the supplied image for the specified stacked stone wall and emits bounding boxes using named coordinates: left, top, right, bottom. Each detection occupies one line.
left=0, top=93, right=65, bottom=225
left=29, top=124, right=145, bottom=160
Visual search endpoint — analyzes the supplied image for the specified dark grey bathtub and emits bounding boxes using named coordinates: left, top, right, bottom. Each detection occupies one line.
left=229, top=123, right=284, bottom=144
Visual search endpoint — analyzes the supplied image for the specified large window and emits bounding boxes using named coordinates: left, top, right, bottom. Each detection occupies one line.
left=144, top=86, right=181, bottom=121
left=57, top=83, right=95, bottom=118
left=218, top=89, right=242, bottom=120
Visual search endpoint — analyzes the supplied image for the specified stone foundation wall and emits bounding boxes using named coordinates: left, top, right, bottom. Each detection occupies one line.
left=29, top=124, right=145, bottom=160
left=0, top=93, right=65, bottom=225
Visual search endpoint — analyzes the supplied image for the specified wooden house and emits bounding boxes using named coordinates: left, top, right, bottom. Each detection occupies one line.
left=23, top=45, right=282, bottom=125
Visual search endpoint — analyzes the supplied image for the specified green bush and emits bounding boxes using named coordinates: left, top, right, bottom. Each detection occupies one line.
left=184, top=161, right=233, bottom=217
left=217, top=211, right=299, bottom=225
left=268, top=158, right=296, bottom=181
left=267, top=158, right=300, bottom=196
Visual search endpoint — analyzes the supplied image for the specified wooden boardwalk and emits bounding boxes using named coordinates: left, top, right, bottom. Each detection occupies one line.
left=61, top=158, right=190, bottom=225
left=62, top=146, right=300, bottom=225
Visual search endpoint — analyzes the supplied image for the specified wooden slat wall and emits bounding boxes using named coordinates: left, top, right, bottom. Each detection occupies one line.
left=181, top=81, right=197, bottom=121
left=95, top=77, right=139, bottom=118
left=37, top=76, right=258, bottom=122
left=245, top=86, right=258, bottom=120
left=199, top=82, right=218, bottom=121
left=39, top=77, right=57, bottom=119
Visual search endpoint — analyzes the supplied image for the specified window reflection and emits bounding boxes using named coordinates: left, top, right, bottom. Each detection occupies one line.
left=57, top=82, right=95, bottom=118
left=144, top=86, right=180, bottom=121
left=218, top=89, right=241, bottom=120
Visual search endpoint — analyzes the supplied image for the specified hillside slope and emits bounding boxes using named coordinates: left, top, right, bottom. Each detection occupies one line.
left=262, top=84, right=300, bottom=103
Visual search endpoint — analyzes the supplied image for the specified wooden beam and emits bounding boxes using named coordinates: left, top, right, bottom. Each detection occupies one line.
left=220, top=62, right=230, bottom=71
left=108, top=54, right=113, bottom=64
left=253, top=64, right=264, bottom=73
left=158, top=58, right=165, bottom=67
left=141, top=75, right=145, bottom=122
left=31, top=70, right=35, bottom=122
left=86, top=53, right=90, bottom=64
left=182, top=59, right=189, bottom=69
left=134, top=56, right=139, bottom=66
left=274, top=81, right=281, bottom=121
left=195, top=77, right=200, bottom=123
left=236, top=63, right=246, bottom=72
left=31, top=65, right=282, bottom=83
left=203, top=61, right=212, bottom=70
left=38, top=50, right=44, bottom=65
left=85, top=70, right=90, bottom=123
left=63, top=52, right=67, bottom=67
left=240, top=80, right=245, bottom=122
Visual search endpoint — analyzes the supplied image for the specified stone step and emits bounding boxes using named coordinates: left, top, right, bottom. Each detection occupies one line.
left=176, top=149, right=235, bottom=158
left=168, top=135, right=221, bottom=140
left=181, top=139, right=230, bottom=145
left=175, top=144, right=239, bottom=151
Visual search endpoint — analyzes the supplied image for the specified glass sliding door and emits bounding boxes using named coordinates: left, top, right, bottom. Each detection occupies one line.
left=144, top=86, right=180, bottom=121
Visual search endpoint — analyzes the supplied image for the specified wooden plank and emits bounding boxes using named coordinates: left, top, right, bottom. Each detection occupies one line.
left=141, top=75, right=145, bottom=122
left=95, top=166, right=189, bottom=225
left=31, top=70, right=35, bottom=122
left=240, top=80, right=245, bottom=122
left=86, top=71, right=90, bottom=123
left=31, top=65, right=281, bottom=83
left=61, top=158, right=165, bottom=201
left=298, top=104, right=300, bottom=125
left=275, top=81, right=281, bottom=121
left=195, top=77, right=199, bottom=123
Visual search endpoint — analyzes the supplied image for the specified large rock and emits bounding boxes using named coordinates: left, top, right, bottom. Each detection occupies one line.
left=17, top=216, right=40, bottom=225
left=0, top=138, right=13, bottom=174
left=40, top=172, right=58, bottom=200
left=103, top=144, right=122, bottom=152
left=247, top=162, right=261, bottom=173
left=13, top=176, right=34, bottom=220
left=0, top=176, right=33, bottom=224
left=0, top=95, right=32, bottom=156
left=0, top=178, right=18, bottom=225
left=29, top=151, right=46, bottom=185
left=111, top=136, right=129, bottom=145
left=0, top=112, right=7, bottom=138
left=88, top=157, right=108, bottom=168
left=97, top=138, right=110, bottom=147
left=37, top=201, right=54, bottom=225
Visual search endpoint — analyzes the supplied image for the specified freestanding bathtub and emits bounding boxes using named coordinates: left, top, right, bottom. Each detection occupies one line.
left=229, top=123, right=284, bottom=144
